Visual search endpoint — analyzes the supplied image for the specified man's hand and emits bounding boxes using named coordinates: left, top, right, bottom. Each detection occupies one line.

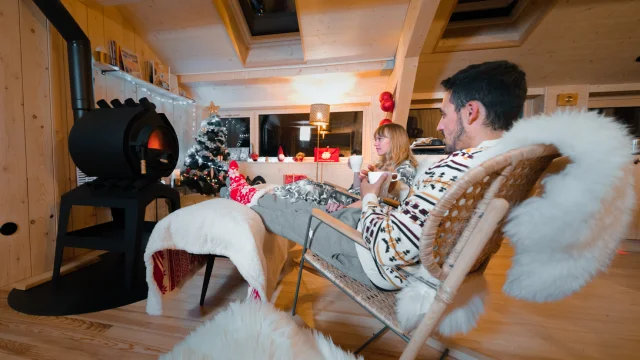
left=360, top=172, right=388, bottom=198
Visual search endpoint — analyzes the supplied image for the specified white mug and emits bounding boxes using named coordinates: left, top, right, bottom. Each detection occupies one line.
left=348, top=155, right=363, bottom=172
left=368, top=171, right=398, bottom=184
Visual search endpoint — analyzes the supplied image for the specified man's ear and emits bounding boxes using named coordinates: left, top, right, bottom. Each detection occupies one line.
left=465, top=101, right=481, bottom=125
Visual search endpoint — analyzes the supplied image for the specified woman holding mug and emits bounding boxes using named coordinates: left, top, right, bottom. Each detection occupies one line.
left=226, top=123, right=417, bottom=213
left=327, top=123, right=418, bottom=212
left=244, top=123, right=419, bottom=212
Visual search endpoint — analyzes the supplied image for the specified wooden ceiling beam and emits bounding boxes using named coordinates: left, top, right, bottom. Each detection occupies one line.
left=178, top=59, right=393, bottom=85
left=212, top=0, right=249, bottom=64
left=386, top=0, right=455, bottom=127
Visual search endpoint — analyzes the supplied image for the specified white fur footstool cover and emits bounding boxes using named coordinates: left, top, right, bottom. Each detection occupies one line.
left=160, top=300, right=362, bottom=360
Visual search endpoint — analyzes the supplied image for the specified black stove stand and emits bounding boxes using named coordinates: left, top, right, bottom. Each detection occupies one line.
left=52, top=182, right=180, bottom=289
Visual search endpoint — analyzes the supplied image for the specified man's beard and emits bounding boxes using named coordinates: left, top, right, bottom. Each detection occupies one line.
left=444, top=113, right=465, bottom=154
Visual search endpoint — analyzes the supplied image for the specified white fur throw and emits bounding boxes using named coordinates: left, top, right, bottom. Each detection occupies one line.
left=396, top=109, right=635, bottom=335
left=481, top=109, right=635, bottom=302
left=144, top=198, right=290, bottom=315
left=160, top=300, right=362, bottom=360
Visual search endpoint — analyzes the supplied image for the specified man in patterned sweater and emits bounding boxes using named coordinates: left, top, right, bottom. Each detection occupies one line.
left=229, top=60, right=527, bottom=291
left=356, top=60, right=527, bottom=290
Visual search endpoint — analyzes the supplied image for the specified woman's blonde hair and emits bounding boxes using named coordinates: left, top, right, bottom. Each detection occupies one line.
left=374, top=123, right=418, bottom=171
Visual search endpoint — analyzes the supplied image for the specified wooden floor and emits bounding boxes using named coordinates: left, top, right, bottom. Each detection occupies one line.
left=1, top=244, right=639, bottom=359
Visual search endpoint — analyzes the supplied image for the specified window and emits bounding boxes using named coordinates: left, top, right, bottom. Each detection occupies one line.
left=407, top=109, right=445, bottom=140
left=450, top=0, right=521, bottom=24
left=238, top=0, right=299, bottom=37
left=258, top=111, right=363, bottom=158
left=594, top=107, right=640, bottom=137
left=220, top=116, right=251, bottom=148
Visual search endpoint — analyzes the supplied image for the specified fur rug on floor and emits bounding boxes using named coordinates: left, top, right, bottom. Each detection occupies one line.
left=160, top=300, right=362, bottom=360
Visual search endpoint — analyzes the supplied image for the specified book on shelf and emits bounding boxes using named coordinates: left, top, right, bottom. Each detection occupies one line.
left=121, top=48, right=141, bottom=79
left=151, top=59, right=171, bottom=91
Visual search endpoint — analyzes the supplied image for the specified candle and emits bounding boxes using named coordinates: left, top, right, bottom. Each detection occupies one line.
left=172, top=169, right=181, bottom=186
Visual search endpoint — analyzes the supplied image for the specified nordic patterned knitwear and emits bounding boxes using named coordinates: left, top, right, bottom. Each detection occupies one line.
left=356, top=145, right=493, bottom=291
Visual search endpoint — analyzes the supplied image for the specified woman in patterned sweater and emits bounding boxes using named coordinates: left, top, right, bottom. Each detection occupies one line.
left=272, top=123, right=418, bottom=212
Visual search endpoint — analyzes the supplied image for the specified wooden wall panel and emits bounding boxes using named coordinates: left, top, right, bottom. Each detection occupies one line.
left=121, top=21, right=135, bottom=52
left=102, top=6, right=125, bottom=104
left=86, top=3, right=105, bottom=50
left=0, top=0, right=32, bottom=285
left=0, top=0, right=186, bottom=286
left=48, top=17, right=76, bottom=263
left=20, top=0, right=58, bottom=275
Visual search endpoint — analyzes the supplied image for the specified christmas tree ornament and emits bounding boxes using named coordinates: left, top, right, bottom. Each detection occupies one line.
left=380, top=99, right=395, bottom=112
left=278, top=145, right=285, bottom=162
left=250, top=152, right=259, bottom=161
left=379, top=91, right=393, bottom=103
left=205, top=101, right=220, bottom=116
left=379, top=118, right=393, bottom=127
left=295, top=152, right=305, bottom=162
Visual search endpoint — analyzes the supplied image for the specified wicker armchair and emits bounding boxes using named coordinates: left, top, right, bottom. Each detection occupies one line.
left=291, top=144, right=559, bottom=360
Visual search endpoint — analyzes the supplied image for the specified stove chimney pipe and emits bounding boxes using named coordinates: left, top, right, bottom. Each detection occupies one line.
left=31, top=0, right=95, bottom=122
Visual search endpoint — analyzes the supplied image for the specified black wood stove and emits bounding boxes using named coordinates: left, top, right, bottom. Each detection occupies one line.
left=53, top=97, right=181, bottom=289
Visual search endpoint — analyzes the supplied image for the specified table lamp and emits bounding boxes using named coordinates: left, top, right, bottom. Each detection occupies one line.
left=309, top=103, right=330, bottom=181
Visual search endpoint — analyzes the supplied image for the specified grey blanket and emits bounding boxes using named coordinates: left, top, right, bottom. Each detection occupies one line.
left=251, top=193, right=372, bottom=285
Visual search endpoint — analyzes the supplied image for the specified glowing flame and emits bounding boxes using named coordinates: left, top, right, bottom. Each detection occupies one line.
left=148, top=130, right=164, bottom=150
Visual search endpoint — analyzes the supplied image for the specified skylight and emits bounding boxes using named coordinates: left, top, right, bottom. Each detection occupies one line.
left=238, top=0, right=299, bottom=37
left=449, top=0, right=521, bottom=25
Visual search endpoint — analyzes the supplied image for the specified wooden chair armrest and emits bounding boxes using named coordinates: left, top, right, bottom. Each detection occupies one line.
left=381, top=198, right=400, bottom=208
left=311, top=208, right=368, bottom=249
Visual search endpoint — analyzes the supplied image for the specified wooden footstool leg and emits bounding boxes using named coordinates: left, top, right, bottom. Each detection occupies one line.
left=200, top=255, right=216, bottom=306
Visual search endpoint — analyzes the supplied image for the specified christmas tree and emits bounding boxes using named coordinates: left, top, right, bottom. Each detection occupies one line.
left=182, top=102, right=229, bottom=195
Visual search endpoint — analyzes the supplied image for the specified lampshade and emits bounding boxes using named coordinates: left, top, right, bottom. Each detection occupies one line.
left=309, top=103, right=330, bottom=126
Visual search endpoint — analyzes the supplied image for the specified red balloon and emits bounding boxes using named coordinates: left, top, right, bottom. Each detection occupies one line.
left=380, top=99, right=395, bottom=112
left=379, top=119, right=392, bottom=127
left=379, top=91, right=393, bottom=103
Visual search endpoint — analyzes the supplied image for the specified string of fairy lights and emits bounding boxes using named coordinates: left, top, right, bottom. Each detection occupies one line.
left=111, top=71, right=250, bottom=170
left=118, top=71, right=194, bottom=106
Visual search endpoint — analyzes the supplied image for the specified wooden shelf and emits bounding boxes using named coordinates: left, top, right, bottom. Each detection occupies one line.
left=92, top=62, right=195, bottom=104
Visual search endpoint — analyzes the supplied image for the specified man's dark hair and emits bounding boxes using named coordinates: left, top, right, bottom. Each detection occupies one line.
left=441, top=60, right=527, bottom=131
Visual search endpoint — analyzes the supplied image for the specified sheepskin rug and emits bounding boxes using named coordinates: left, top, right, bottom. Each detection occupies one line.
left=480, top=109, right=635, bottom=302
left=160, top=300, right=362, bottom=360
left=396, top=109, right=635, bottom=336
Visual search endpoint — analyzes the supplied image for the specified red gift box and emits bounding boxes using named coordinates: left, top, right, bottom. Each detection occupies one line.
left=284, top=174, right=308, bottom=184
left=314, top=147, right=340, bottom=162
